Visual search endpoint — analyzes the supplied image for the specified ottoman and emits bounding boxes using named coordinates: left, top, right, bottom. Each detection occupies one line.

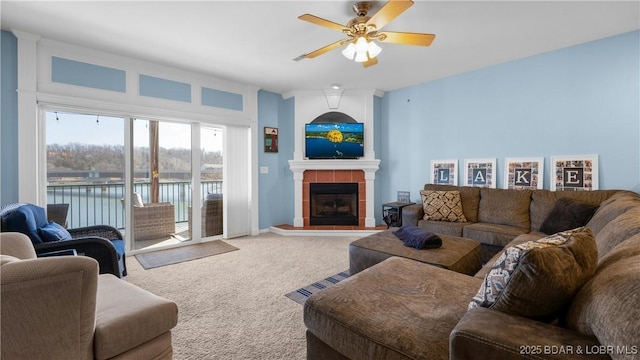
left=349, top=230, right=482, bottom=275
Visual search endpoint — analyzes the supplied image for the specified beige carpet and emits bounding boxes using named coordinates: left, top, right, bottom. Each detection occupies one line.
left=135, top=240, right=239, bottom=269
left=124, top=232, right=361, bottom=360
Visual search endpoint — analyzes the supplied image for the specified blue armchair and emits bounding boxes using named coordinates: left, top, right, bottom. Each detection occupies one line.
left=0, top=203, right=127, bottom=277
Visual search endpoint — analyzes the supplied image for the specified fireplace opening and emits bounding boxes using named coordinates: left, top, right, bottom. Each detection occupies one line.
left=310, top=183, right=358, bottom=226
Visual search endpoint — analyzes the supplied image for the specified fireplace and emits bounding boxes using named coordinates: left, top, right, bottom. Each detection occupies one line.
left=309, top=183, right=358, bottom=225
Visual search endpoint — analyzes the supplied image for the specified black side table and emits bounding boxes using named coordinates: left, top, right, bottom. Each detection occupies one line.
left=382, top=202, right=416, bottom=228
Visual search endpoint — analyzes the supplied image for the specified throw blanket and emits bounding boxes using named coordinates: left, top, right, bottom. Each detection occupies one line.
left=393, top=225, right=442, bottom=249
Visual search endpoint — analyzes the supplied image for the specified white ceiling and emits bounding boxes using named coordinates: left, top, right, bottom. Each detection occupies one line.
left=2, top=1, right=639, bottom=94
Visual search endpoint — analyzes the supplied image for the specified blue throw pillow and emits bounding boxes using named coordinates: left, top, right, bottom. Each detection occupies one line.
left=38, top=221, right=73, bottom=242
left=393, top=225, right=443, bottom=249
left=1, top=204, right=44, bottom=244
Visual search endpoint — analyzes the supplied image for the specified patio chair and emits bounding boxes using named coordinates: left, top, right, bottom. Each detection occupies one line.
left=133, top=202, right=176, bottom=240
left=0, top=203, right=127, bottom=277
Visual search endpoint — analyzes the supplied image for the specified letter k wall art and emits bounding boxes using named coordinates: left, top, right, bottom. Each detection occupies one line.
left=504, top=158, right=544, bottom=190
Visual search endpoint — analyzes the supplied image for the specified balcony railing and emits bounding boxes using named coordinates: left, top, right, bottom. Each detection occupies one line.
left=47, top=180, right=222, bottom=229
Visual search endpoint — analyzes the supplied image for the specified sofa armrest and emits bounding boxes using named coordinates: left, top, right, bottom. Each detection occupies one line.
left=0, top=232, right=37, bottom=259
left=450, top=308, right=610, bottom=360
left=401, top=203, right=424, bottom=226
left=1, top=256, right=98, bottom=360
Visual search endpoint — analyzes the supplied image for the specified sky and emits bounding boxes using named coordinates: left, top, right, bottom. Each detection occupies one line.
left=46, top=111, right=222, bottom=152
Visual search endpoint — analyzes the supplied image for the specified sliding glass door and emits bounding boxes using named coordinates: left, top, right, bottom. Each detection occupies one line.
left=45, top=109, right=226, bottom=253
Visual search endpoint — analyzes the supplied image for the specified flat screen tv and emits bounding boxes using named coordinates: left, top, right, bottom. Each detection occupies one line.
left=305, top=122, right=364, bottom=159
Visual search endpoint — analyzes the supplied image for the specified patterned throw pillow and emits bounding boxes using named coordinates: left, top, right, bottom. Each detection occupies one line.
left=468, top=227, right=598, bottom=322
left=420, top=190, right=467, bottom=222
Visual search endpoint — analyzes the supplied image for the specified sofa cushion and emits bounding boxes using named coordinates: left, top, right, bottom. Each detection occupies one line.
left=585, top=191, right=640, bottom=236
left=469, top=227, right=597, bottom=322
left=478, top=188, right=531, bottom=229
left=420, top=190, right=467, bottom=222
left=463, top=223, right=528, bottom=247
left=425, top=184, right=480, bottom=222
left=563, top=254, right=640, bottom=357
left=596, top=233, right=640, bottom=272
left=38, top=221, right=73, bottom=242
left=540, top=197, right=599, bottom=235
left=94, top=275, right=178, bottom=360
left=393, top=225, right=442, bottom=249
left=417, top=219, right=465, bottom=237
left=530, top=190, right=619, bottom=232
left=1, top=204, right=49, bottom=244
left=305, top=257, right=483, bottom=360
left=593, top=207, right=640, bottom=259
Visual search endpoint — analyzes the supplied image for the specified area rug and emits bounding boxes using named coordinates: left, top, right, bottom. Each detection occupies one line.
left=285, top=270, right=350, bottom=305
left=135, top=240, right=239, bottom=269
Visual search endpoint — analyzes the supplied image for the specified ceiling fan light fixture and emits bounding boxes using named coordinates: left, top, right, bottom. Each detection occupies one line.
left=367, top=40, right=382, bottom=58
left=354, top=51, right=368, bottom=63
left=342, top=43, right=357, bottom=60
left=355, top=36, right=368, bottom=53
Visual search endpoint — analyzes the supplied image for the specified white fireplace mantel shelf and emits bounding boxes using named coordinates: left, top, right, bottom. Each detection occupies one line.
left=288, top=159, right=380, bottom=173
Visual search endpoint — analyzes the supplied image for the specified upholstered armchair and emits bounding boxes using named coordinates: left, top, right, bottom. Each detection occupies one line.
left=0, top=203, right=126, bottom=277
left=1, top=232, right=178, bottom=360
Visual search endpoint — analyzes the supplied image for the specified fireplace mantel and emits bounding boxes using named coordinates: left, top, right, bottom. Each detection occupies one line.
left=288, top=159, right=380, bottom=172
left=288, top=159, right=380, bottom=228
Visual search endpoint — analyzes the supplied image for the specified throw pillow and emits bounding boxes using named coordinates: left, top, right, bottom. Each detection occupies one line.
left=38, top=221, right=73, bottom=242
left=133, top=192, right=144, bottom=207
left=393, top=225, right=442, bottom=249
left=540, top=197, right=599, bottom=235
left=420, top=190, right=467, bottom=222
left=468, top=227, right=598, bottom=322
left=1, top=204, right=47, bottom=244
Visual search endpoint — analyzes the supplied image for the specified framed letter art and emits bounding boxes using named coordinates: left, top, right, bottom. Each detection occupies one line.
left=264, top=127, right=278, bottom=153
left=430, top=159, right=457, bottom=186
left=504, top=157, right=544, bottom=190
left=550, top=155, right=598, bottom=191
left=464, top=158, right=497, bottom=188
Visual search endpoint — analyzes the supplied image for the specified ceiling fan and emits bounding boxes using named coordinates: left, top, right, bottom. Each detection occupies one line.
left=296, top=0, right=435, bottom=68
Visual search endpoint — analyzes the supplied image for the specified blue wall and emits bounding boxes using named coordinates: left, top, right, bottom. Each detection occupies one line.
left=257, top=90, right=294, bottom=229
left=1, top=30, right=19, bottom=206
left=379, top=30, right=640, bottom=204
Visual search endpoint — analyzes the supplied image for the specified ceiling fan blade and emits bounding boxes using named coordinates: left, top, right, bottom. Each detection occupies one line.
left=298, top=14, right=349, bottom=32
left=378, top=31, right=435, bottom=46
left=363, top=57, right=378, bottom=68
left=366, top=0, right=414, bottom=31
left=304, top=40, right=346, bottom=59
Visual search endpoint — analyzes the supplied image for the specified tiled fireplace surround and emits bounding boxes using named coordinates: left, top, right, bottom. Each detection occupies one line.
left=303, top=169, right=366, bottom=229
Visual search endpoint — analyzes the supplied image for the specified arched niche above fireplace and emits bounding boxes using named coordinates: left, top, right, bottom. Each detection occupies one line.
left=311, top=111, right=357, bottom=124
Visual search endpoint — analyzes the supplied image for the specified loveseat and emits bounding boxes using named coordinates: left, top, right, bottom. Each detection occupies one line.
left=1, top=232, right=179, bottom=360
left=304, top=189, right=640, bottom=360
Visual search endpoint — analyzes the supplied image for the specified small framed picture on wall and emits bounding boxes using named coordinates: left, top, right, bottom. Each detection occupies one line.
left=550, top=155, right=598, bottom=191
left=264, top=127, right=278, bottom=153
left=430, top=159, right=458, bottom=186
left=503, top=157, right=544, bottom=190
left=464, top=158, right=497, bottom=188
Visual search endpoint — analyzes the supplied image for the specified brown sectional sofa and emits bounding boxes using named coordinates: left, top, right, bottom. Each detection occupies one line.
left=304, top=188, right=640, bottom=360
left=402, top=184, right=620, bottom=261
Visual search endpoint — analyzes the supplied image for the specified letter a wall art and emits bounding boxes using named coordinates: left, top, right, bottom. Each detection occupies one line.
left=464, top=158, right=497, bottom=188
left=550, top=155, right=598, bottom=191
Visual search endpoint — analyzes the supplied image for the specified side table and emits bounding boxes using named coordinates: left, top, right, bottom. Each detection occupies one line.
left=382, top=202, right=416, bottom=228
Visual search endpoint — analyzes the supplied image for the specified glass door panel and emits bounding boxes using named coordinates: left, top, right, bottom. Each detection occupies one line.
left=45, top=111, right=125, bottom=230
left=199, top=126, right=224, bottom=238
left=133, top=119, right=192, bottom=249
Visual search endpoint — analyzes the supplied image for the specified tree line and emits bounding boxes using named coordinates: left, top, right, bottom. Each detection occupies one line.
left=47, top=143, right=222, bottom=171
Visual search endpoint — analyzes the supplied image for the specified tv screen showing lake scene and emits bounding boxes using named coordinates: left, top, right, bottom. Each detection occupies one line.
left=305, top=123, right=364, bottom=159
